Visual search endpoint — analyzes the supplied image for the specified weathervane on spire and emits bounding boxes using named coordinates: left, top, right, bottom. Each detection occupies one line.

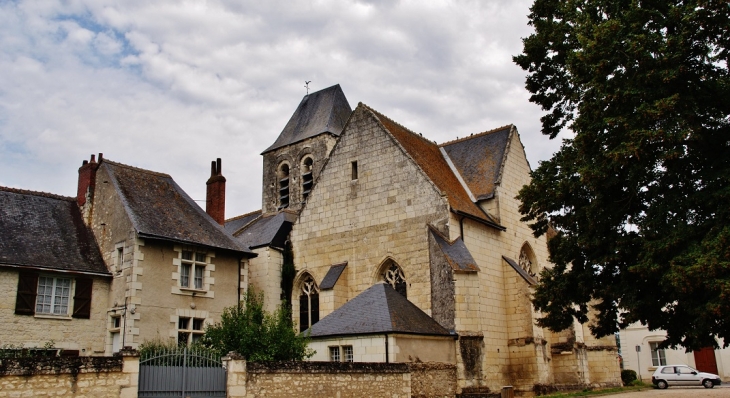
left=305, top=81, right=311, bottom=95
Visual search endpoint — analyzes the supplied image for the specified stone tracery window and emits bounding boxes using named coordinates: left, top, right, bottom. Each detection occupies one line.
left=519, top=244, right=537, bottom=277
left=382, top=261, right=407, bottom=298
left=299, top=274, right=319, bottom=332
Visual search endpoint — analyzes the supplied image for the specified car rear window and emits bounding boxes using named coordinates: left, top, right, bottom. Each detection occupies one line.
left=661, top=367, right=675, bottom=374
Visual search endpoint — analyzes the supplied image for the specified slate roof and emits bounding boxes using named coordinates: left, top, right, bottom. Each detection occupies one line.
left=262, top=84, right=352, bottom=154
left=503, top=256, right=538, bottom=285
left=363, top=105, right=503, bottom=229
left=440, top=125, right=513, bottom=201
left=305, top=283, right=451, bottom=338
left=232, top=211, right=296, bottom=250
left=0, top=187, right=109, bottom=276
left=101, top=160, right=253, bottom=254
left=429, top=228, right=479, bottom=272
left=224, top=210, right=262, bottom=235
left=320, top=262, right=347, bottom=290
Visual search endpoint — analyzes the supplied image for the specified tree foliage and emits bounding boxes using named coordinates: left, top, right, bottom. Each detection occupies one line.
left=200, top=289, right=314, bottom=361
left=514, top=0, right=730, bottom=349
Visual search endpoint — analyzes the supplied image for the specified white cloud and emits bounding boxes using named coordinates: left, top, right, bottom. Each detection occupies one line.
left=0, top=0, right=562, bottom=217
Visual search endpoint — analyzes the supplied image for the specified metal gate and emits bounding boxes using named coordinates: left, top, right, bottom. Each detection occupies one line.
left=139, top=346, right=226, bottom=398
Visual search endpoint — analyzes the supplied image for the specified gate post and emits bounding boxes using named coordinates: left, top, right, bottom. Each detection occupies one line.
left=222, top=352, right=247, bottom=398
left=120, top=347, right=140, bottom=398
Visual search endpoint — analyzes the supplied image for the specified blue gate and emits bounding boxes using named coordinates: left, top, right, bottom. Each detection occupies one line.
left=138, top=347, right=226, bottom=398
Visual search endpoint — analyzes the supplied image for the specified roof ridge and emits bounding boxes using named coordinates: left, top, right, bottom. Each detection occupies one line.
left=438, top=124, right=514, bottom=147
left=102, top=159, right=171, bottom=178
left=360, top=102, right=437, bottom=146
left=0, top=185, right=74, bottom=202
left=225, top=209, right=262, bottom=222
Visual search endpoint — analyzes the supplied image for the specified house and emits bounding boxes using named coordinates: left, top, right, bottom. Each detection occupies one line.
left=0, top=187, right=111, bottom=355
left=620, top=323, right=730, bottom=381
left=1, top=155, right=256, bottom=356
left=76, top=155, right=255, bottom=353
left=230, top=84, right=622, bottom=394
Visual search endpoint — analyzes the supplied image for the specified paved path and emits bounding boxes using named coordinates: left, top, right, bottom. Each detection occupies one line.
left=601, top=386, right=730, bottom=398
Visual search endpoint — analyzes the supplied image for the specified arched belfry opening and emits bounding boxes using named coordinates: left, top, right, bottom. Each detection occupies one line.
left=278, top=163, right=290, bottom=209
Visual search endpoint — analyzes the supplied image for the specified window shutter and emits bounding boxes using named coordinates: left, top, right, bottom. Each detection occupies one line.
left=15, top=272, right=38, bottom=315
left=72, top=278, right=93, bottom=319
left=310, top=292, right=320, bottom=325
left=299, top=294, right=308, bottom=332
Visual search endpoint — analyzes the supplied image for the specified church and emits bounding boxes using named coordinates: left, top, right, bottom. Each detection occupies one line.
left=0, top=84, right=621, bottom=396
left=226, top=84, right=621, bottom=394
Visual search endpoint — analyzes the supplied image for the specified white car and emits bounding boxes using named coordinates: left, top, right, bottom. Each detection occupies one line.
left=652, top=365, right=722, bottom=389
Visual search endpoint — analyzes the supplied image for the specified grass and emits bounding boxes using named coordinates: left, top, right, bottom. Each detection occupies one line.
left=538, top=382, right=653, bottom=397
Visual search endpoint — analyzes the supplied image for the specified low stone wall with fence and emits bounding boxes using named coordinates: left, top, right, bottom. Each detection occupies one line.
left=224, top=355, right=459, bottom=398
left=0, top=351, right=138, bottom=398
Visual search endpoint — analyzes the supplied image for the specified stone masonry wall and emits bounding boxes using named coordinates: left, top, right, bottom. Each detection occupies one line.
left=0, top=269, right=110, bottom=356
left=0, top=354, right=139, bottom=398
left=225, top=359, right=413, bottom=398
left=291, top=107, right=450, bottom=325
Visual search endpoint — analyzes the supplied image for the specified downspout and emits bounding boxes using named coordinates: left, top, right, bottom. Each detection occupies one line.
left=459, top=215, right=465, bottom=239
left=237, top=256, right=242, bottom=309
left=385, top=334, right=389, bottom=363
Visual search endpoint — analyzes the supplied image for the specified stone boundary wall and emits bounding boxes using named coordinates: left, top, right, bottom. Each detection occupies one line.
left=225, top=357, right=459, bottom=398
left=0, top=354, right=138, bottom=398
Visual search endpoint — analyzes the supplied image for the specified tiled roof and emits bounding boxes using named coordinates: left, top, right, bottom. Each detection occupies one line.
left=503, top=256, right=537, bottom=285
left=262, top=84, right=352, bottom=154
left=429, top=227, right=479, bottom=272
left=232, top=211, right=296, bottom=250
left=0, top=187, right=109, bottom=276
left=305, top=283, right=451, bottom=338
left=102, top=161, right=252, bottom=254
left=440, top=125, right=513, bottom=201
left=319, top=262, right=347, bottom=290
left=363, top=105, right=499, bottom=226
left=224, top=210, right=262, bottom=235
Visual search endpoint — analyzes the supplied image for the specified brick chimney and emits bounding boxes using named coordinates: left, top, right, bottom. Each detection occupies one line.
left=206, top=158, right=226, bottom=225
left=77, top=153, right=102, bottom=207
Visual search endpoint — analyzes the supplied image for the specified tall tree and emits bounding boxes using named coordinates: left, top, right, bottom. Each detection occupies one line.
left=514, top=0, right=730, bottom=349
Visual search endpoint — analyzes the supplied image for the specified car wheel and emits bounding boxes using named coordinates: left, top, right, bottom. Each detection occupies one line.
left=656, top=380, right=668, bottom=389
left=703, top=379, right=715, bottom=389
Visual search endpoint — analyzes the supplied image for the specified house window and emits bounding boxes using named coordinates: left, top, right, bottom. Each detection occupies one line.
left=351, top=161, right=358, bottom=180
left=36, top=276, right=72, bottom=315
left=329, top=346, right=340, bottom=362
left=343, top=345, right=354, bottom=362
left=382, top=261, right=407, bottom=298
left=178, top=317, right=205, bottom=346
left=299, top=274, right=320, bottom=332
left=279, top=163, right=290, bottom=209
left=301, top=157, right=313, bottom=202
left=115, top=245, right=124, bottom=273
left=181, top=251, right=206, bottom=290
left=110, top=316, right=122, bottom=353
left=650, top=342, right=667, bottom=366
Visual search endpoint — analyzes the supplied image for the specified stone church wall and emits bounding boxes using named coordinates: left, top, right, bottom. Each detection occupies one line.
left=291, top=108, right=450, bottom=325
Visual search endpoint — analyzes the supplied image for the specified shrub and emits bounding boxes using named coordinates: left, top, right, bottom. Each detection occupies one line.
left=621, top=369, right=637, bottom=386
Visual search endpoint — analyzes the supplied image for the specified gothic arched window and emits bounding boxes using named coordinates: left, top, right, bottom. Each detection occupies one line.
left=382, top=261, right=407, bottom=298
left=278, top=163, right=290, bottom=209
left=299, top=274, right=319, bottom=332
left=519, top=244, right=537, bottom=277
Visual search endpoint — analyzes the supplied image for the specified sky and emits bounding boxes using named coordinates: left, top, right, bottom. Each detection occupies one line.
left=0, top=0, right=565, bottom=218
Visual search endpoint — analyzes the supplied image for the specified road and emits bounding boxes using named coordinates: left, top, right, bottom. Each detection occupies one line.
left=602, top=386, right=730, bottom=398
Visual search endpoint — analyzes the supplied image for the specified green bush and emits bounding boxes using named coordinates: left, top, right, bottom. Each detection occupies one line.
left=621, top=369, right=637, bottom=386
left=200, top=288, right=315, bottom=361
